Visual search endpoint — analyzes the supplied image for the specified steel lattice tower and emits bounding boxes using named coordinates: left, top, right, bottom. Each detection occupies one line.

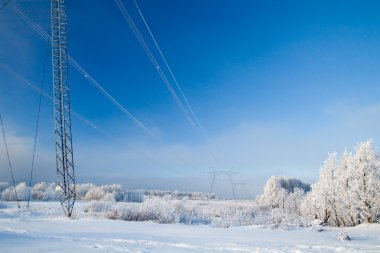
left=51, top=0, right=76, bottom=217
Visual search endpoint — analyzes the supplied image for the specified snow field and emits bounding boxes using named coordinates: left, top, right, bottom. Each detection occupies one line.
left=1, top=202, right=380, bottom=253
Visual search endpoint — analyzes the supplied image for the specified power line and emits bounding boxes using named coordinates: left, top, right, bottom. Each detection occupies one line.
left=27, top=46, right=48, bottom=208
left=10, top=2, right=50, bottom=42
left=0, top=0, right=11, bottom=11
left=9, top=2, right=153, bottom=138
left=119, top=0, right=222, bottom=166
left=0, top=62, right=109, bottom=138
left=9, top=1, right=203, bottom=175
left=0, top=114, right=20, bottom=208
left=114, top=0, right=196, bottom=128
left=67, top=56, right=155, bottom=139
left=12, top=0, right=195, bottom=145
left=132, top=0, right=209, bottom=140
left=0, top=61, right=198, bottom=176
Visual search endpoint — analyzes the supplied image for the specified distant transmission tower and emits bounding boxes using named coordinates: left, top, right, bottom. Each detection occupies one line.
left=51, top=0, right=76, bottom=217
left=209, top=169, right=237, bottom=199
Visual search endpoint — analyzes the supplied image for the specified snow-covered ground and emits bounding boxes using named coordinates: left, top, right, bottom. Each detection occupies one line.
left=1, top=202, right=380, bottom=253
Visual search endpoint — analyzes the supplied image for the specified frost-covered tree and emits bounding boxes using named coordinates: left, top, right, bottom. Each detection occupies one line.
left=321, top=153, right=342, bottom=225
left=335, top=149, right=356, bottom=226
left=256, top=176, right=310, bottom=214
left=302, top=153, right=339, bottom=224
left=76, top=183, right=95, bottom=199
left=84, top=186, right=106, bottom=201
left=284, top=187, right=305, bottom=216
left=1, top=182, right=29, bottom=201
left=302, top=140, right=380, bottom=226
left=31, top=182, right=57, bottom=201
left=350, top=140, right=380, bottom=223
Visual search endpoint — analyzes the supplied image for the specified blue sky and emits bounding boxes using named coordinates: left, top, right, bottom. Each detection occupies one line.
left=1, top=0, right=380, bottom=197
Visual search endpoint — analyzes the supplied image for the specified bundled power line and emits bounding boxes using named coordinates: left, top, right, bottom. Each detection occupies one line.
left=0, top=62, right=186, bottom=176
left=0, top=62, right=109, bottom=138
left=0, top=0, right=11, bottom=11
left=8, top=1, right=207, bottom=175
left=9, top=2, right=153, bottom=138
left=114, top=0, right=195, bottom=128
left=27, top=46, right=49, bottom=207
left=115, top=0, right=222, bottom=166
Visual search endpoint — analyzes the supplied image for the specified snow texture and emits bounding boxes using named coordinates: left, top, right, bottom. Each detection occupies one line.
left=1, top=202, right=380, bottom=253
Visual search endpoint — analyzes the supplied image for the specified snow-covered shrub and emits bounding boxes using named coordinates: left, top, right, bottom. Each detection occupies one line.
left=338, top=230, right=351, bottom=241
left=84, top=201, right=113, bottom=214
left=109, top=198, right=179, bottom=223
left=211, top=206, right=255, bottom=228
left=175, top=200, right=209, bottom=225
left=269, top=208, right=308, bottom=227
left=251, top=206, right=272, bottom=225
left=140, top=189, right=214, bottom=200
left=88, top=199, right=263, bottom=227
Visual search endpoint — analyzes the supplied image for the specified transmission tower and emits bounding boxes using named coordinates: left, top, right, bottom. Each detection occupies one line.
left=51, top=0, right=76, bottom=217
left=209, top=169, right=237, bottom=199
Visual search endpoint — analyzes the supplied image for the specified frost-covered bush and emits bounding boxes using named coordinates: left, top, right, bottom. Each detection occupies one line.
left=269, top=208, right=308, bottom=227
left=100, top=200, right=177, bottom=223
left=140, top=190, right=214, bottom=200
left=174, top=200, right=210, bottom=225
left=210, top=206, right=255, bottom=228
left=105, top=198, right=180, bottom=223
left=249, top=205, right=307, bottom=228
left=88, top=199, right=267, bottom=227
left=84, top=201, right=113, bottom=213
